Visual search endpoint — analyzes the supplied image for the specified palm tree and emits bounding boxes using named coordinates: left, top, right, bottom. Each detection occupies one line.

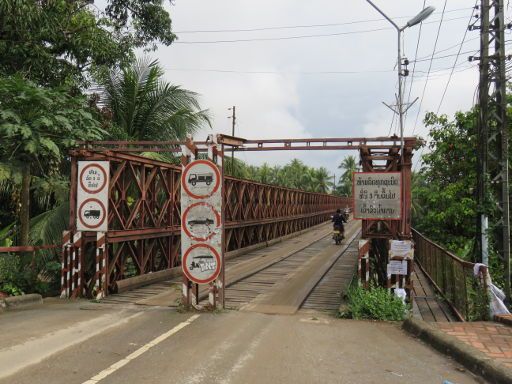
left=309, top=167, right=333, bottom=193
left=338, top=155, right=359, bottom=196
left=101, top=57, right=211, bottom=141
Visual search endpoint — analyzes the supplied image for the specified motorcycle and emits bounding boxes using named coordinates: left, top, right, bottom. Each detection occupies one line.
left=332, top=226, right=344, bottom=245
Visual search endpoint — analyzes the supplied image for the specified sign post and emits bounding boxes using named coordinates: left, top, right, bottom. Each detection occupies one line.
left=73, top=161, right=110, bottom=299
left=181, top=136, right=224, bottom=310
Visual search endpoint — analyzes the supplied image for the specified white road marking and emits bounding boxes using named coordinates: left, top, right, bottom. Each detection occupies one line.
left=0, top=311, right=144, bottom=380
left=82, top=314, right=200, bottom=384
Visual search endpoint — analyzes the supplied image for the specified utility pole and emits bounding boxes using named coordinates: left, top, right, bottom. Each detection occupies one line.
left=228, top=106, right=236, bottom=172
left=475, top=0, right=490, bottom=266
left=473, top=0, right=511, bottom=299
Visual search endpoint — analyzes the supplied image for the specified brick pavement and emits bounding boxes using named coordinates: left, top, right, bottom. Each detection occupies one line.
left=434, top=322, right=512, bottom=368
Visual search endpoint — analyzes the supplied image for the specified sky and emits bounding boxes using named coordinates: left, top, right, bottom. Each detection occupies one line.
left=141, top=1, right=482, bottom=179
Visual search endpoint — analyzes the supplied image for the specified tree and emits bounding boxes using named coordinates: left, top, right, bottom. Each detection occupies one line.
left=337, top=155, right=358, bottom=196
left=0, top=76, right=104, bottom=245
left=101, top=58, right=210, bottom=141
left=309, top=167, right=333, bottom=193
left=412, top=111, right=479, bottom=257
left=0, top=0, right=176, bottom=87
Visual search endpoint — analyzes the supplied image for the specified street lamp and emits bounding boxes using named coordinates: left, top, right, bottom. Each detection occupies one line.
left=365, top=1, right=435, bottom=157
left=366, top=1, right=434, bottom=237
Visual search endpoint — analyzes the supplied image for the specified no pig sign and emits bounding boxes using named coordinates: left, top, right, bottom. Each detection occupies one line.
left=77, top=161, right=109, bottom=232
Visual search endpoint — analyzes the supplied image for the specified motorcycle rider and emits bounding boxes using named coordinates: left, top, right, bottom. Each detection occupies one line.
left=332, top=208, right=347, bottom=239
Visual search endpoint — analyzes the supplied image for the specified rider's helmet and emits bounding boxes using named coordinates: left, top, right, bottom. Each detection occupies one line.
left=336, top=209, right=341, bottom=213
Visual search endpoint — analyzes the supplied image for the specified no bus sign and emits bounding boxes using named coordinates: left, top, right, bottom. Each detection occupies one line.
left=76, top=161, right=109, bottom=232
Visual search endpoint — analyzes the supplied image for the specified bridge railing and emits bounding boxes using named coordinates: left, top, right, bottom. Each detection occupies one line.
left=412, top=229, right=488, bottom=321
left=67, top=150, right=351, bottom=296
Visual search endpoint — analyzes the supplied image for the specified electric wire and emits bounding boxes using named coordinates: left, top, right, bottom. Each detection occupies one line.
left=174, top=7, right=473, bottom=34
left=164, top=62, right=476, bottom=77
left=173, top=15, right=469, bottom=44
left=436, top=2, right=478, bottom=115
left=412, top=0, right=448, bottom=136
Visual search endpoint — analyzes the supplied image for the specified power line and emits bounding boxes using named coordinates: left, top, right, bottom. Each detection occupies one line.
left=174, top=8, right=473, bottom=34
left=173, top=15, right=470, bottom=44
left=436, top=2, right=478, bottom=114
left=413, top=36, right=479, bottom=61
left=164, top=63, right=477, bottom=77
left=412, top=0, right=449, bottom=135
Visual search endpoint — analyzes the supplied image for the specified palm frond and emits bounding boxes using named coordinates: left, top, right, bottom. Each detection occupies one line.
left=29, top=201, right=69, bottom=246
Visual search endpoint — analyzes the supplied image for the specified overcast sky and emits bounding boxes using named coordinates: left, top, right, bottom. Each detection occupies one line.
left=147, top=1, right=481, bottom=177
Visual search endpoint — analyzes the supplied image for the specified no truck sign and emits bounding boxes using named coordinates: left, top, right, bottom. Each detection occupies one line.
left=76, top=161, right=109, bottom=232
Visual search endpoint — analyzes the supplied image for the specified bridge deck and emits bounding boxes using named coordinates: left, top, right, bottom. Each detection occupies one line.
left=412, top=264, right=458, bottom=322
left=101, top=221, right=361, bottom=314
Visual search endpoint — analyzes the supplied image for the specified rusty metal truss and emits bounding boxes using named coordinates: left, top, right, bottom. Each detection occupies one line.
left=66, top=148, right=350, bottom=297
left=77, top=136, right=418, bottom=153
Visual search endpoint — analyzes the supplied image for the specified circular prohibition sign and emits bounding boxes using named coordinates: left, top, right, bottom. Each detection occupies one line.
left=182, top=243, right=221, bottom=284
left=181, top=159, right=221, bottom=199
left=182, top=202, right=221, bottom=241
left=79, top=163, right=108, bottom=194
left=78, top=198, right=107, bottom=229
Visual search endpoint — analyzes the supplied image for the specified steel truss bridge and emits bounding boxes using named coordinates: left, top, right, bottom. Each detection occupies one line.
left=62, top=136, right=416, bottom=298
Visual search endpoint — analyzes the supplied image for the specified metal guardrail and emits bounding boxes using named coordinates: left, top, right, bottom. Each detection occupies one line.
left=412, top=229, right=488, bottom=321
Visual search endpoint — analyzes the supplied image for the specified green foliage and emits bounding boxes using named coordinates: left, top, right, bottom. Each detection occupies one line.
left=412, top=111, right=479, bottom=256
left=0, top=250, right=60, bottom=296
left=0, top=76, right=104, bottom=167
left=100, top=58, right=211, bottom=141
left=336, top=155, right=358, bottom=196
left=342, top=285, right=408, bottom=321
left=225, top=158, right=334, bottom=193
left=0, top=0, right=175, bottom=87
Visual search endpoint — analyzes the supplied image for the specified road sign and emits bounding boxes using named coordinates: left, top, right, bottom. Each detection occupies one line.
left=353, top=172, right=401, bottom=220
left=181, top=158, right=223, bottom=287
left=182, top=202, right=221, bottom=241
left=78, top=198, right=107, bottom=230
left=182, top=243, right=221, bottom=284
left=77, top=161, right=109, bottom=232
left=79, top=163, right=108, bottom=194
left=181, top=159, right=221, bottom=199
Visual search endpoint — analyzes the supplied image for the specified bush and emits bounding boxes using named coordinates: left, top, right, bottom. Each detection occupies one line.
left=0, top=251, right=60, bottom=296
left=342, top=285, right=408, bottom=321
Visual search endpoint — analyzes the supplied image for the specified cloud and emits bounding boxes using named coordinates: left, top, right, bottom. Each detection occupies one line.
left=150, top=0, right=481, bottom=177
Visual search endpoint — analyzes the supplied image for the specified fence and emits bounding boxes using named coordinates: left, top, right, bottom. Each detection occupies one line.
left=412, top=229, right=488, bottom=321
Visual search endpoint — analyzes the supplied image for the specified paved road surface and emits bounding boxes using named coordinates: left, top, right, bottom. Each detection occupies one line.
left=1, top=307, right=483, bottom=384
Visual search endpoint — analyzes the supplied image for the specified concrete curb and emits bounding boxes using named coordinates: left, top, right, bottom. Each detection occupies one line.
left=402, top=318, right=512, bottom=384
left=0, top=294, right=43, bottom=312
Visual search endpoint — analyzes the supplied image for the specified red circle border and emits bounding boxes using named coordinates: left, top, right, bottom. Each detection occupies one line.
left=182, top=202, right=221, bottom=241
left=80, top=164, right=108, bottom=194
left=78, top=198, right=107, bottom=229
left=181, top=160, right=221, bottom=199
left=182, top=243, right=221, bottom=284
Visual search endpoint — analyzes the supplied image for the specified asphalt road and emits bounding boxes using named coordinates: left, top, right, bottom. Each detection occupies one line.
left=1, top=308, right=484, bottom=384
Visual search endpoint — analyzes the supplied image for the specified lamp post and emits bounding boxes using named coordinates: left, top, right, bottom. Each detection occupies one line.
left=366, top=1, right=434, bottom=237
left=366, top=1, right=435, bottom=157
